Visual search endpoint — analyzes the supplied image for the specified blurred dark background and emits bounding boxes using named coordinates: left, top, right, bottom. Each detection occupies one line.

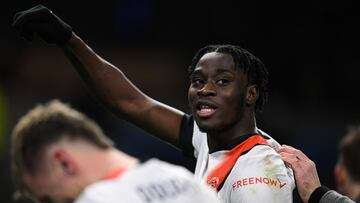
left=1, top=0, right=359, bottom=202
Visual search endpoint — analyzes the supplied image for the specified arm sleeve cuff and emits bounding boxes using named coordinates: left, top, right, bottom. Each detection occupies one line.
left=308, top=186, right=330, bottom=203
left=179, top=114, right=195, bottom=157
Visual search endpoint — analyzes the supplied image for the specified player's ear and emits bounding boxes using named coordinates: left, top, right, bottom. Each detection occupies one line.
left=53, top=149, right=77, bottom=176
left=245, top=84, right=258, bottom=106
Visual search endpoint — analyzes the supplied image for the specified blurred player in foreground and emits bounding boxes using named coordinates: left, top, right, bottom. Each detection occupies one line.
left=10, top=100, right=221, bottom=203
left=13, top=5, right=295, bottom=203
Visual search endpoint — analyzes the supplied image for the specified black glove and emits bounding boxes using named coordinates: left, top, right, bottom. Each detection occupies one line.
left=13, top=4, right=73, bottom=45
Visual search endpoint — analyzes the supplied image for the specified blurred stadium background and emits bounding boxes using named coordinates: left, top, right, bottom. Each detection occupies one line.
left=1, top=0, right=359, bottom=202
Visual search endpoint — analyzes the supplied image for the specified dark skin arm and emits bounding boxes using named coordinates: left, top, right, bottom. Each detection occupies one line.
left=12, top=5, right=184, bottom=147
left=61, top=33, right=184, bottom=147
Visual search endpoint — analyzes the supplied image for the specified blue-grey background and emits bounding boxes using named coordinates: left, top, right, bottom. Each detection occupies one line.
left=1, top=0, right=359, bottom=202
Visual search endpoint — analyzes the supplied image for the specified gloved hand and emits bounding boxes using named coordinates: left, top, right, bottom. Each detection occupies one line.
left=13, top=4, right=73, bottom=45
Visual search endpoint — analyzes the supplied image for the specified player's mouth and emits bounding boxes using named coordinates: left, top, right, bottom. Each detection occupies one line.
left=195, top=101, right=217, bottom=118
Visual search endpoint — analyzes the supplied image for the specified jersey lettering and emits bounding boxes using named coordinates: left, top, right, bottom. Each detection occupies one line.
left=136, top=178, right=197, bottom=203
left=232, top=176, right=287, bottom=190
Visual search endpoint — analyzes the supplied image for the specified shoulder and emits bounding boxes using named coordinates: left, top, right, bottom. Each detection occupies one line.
left=232, top=145, right=294, bottom=182
left=133, top=159, right=221, bottom=203
left=179, top=115, right=208, bottom=158
left=221, top=145, right=295, bottom=203
left=76, top=178, right=134, bottom=203
left=139, top=158, right=195, bottom=178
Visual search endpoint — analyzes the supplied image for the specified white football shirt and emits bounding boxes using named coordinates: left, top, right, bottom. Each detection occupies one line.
left=75, top=159, right=221, bottom=203
left=179, top=115, right=295, bottom=203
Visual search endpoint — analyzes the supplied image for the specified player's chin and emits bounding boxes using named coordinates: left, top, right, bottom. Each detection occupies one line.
left=195, top=119, right=219, bottom=133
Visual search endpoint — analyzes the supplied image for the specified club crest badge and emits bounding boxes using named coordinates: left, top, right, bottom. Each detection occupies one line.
left=207, top=176, right=219, bottom=188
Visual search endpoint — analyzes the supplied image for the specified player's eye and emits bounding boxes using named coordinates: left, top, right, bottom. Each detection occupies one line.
left=216, top=79, right=230, bottom=86
left=191, top=78, right=204, bottom=87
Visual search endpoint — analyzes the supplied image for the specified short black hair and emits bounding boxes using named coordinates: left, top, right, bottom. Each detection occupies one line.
left=189, top=44, right=269, bottom=112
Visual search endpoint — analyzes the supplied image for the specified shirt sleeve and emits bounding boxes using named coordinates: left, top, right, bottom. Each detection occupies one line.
left=315, top=188, right=355, bottom=203
left=179, top=114, right=195, bottom=158
left=226, top=145, right=295, bottom=203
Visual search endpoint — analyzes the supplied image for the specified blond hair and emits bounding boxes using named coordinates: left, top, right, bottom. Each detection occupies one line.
left=10, top=100, right=114, bottom=200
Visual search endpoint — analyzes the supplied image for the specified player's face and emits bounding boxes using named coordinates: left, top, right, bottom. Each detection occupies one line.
left=188, top=52, right=249, bottom=134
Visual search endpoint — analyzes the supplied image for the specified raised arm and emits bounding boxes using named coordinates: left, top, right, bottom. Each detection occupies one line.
left=12, top=5, right=184, bottom=146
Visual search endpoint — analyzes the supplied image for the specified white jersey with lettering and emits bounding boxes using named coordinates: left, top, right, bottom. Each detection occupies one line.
left=75, top=159, right=221, bottom=203
left=179, top=115, right=295, bottom=203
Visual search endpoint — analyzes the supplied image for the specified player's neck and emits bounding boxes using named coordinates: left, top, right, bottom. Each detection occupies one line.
left=85, top=148, right=139, bottom=182
left=207, top=113, right=257, bottom=151
left=102, top=149, right=139, bottom=174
